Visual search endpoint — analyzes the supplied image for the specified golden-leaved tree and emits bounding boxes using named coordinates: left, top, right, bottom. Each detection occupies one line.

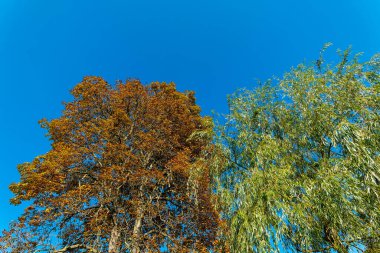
left=1, top=77, right=219, bottom=252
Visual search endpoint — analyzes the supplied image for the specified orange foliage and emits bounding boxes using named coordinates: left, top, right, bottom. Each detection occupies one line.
left=1, top=77, right=220, bottom=252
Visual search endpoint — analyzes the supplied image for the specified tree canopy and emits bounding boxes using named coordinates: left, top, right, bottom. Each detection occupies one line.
left=211, top=48, right=380, bottom=252
left=1, top=77, right=219, bottom=252
left=2, top=47, right=380, bottom=253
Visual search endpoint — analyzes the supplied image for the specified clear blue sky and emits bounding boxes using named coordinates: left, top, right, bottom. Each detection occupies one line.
left=0, top=0, right=379, bottom=231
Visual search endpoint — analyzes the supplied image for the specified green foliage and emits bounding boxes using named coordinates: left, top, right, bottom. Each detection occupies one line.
left=212, top=47, right=380, bottom=253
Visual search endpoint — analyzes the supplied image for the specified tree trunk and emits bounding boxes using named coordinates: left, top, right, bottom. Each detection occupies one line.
left=324, top=225, right=348, bottom=253
left=108, top=224, right=120, bottom=253
left=132, top=207, right=143, bottom=253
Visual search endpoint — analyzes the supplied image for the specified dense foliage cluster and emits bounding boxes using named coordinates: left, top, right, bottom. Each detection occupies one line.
left=211, top=48, right=380, bottom=253
left=1, top=48, right=379, bottom=252
left=1, top=78, right=219, bottom=252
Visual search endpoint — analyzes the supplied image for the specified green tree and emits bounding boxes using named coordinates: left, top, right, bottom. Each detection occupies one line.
left=212, top=47, right=380, bottom=252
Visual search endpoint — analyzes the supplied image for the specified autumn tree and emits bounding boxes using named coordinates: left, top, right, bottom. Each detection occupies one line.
left=0, top=77, right=219, bottom=252
left=212, top=47, right=380, bottom=252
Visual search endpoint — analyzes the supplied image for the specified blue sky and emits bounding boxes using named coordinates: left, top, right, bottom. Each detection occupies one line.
left=0, top=0, right=379, bottom=232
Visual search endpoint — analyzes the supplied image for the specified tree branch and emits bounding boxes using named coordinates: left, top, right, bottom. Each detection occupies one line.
left=53, top=244, right=99, bottom=253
